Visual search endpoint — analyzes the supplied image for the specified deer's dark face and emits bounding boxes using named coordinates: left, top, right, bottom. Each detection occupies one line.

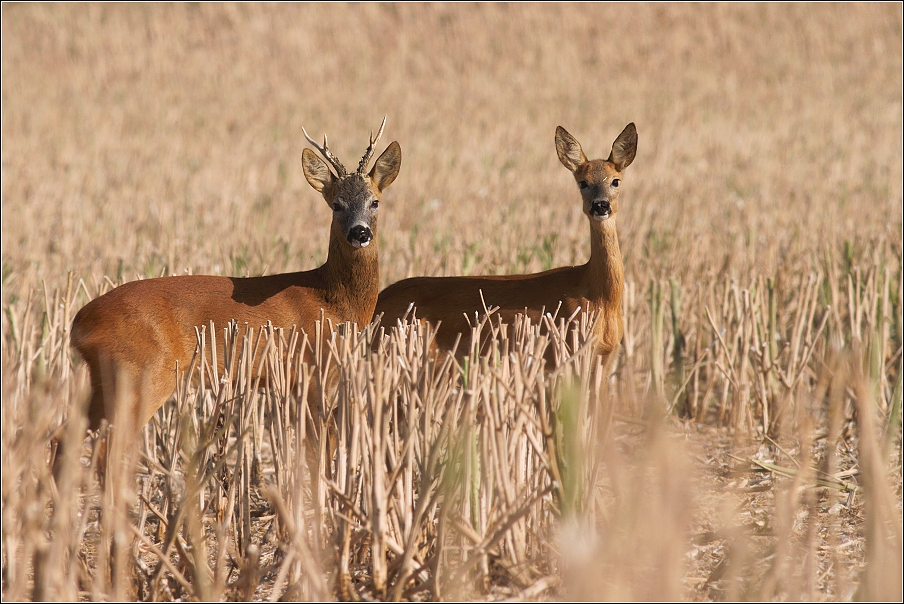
left=302, top=140, right=402, bottom=251
left=324, top=174, right=382, bottom=249
left=572, top=160, right=623, bottom=222
left=555, top=123, right=637, bottom=224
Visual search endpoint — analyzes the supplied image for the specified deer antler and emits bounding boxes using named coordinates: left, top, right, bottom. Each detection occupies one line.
left=357, top=116, right=387, bottom=175
left=302, top=127, right=348, bottom=178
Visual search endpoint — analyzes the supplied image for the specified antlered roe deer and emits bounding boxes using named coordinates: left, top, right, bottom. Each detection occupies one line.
left=71, top=119, right=402, bottom=435
left=375, top=123, right=636, bottom=369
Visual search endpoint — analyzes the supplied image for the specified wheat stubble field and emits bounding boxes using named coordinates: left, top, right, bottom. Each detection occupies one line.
left=1, top=4, right=902, bottom=601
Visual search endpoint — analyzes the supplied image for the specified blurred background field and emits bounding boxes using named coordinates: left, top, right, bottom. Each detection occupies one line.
left=2, top=4, right=902, bottom=601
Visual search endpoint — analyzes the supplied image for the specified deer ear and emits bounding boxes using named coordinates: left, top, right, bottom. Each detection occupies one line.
left=555, top=126, right=588, bottom=173
left=608, top=123, right=637, bottom=172
left=369, top=141, right=402, bottom=191
left=302, top=148, right=334, bottom=193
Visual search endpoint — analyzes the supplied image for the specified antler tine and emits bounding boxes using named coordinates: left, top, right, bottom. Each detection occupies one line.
left=373, top=115, right=387, bottom=146
left=302, top=126, right=348, bottom=177
left=357, top=116, right=388, bottom=174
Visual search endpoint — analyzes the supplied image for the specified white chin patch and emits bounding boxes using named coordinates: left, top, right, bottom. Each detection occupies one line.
left=593, top=213, right=611, bottom=222
left=351, top=239, right=370, bottom=249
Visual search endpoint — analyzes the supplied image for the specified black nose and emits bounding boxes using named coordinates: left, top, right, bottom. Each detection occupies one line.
left=348, top=225, right=373, bottom=245
left=590, top=200, right=611, bottom=216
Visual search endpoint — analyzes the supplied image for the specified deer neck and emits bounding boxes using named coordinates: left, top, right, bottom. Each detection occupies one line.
left=322, top=234, right=380, bottom=326
left=584, top=218, right=623, bottom=312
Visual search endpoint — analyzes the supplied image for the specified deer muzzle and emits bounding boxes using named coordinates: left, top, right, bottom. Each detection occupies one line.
left=348, top=224, right=373, bottom=248
left=590, top=200, right=611, bottom=221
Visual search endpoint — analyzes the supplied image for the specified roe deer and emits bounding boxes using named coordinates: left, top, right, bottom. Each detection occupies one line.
left=71, top=119, right=402, bottom=435
left=374, top=123, right=636, bottom=369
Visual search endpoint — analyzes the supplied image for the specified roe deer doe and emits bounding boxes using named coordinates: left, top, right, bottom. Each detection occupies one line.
left=71, top=119, right=402, bottom=435
left=374, top=123, right=636, bottom=370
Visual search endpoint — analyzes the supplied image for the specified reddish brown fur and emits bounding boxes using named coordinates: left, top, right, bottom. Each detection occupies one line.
left=375, top=123, right=637, bottom=369
left=72, top=128, right=401, bottom=433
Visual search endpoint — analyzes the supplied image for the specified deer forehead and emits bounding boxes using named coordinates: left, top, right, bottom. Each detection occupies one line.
left=575, top=160, right=621, bottom=185
left=332, top=174, right=378, bottom=201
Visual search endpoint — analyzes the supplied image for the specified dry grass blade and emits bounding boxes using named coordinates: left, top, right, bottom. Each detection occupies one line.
left=741, top=458, right=860, bottom=493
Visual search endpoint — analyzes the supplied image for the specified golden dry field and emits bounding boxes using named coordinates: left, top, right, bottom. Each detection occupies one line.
left=1, top=4, right=902, bottom=601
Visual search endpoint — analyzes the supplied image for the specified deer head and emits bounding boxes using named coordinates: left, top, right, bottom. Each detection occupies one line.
left=301, top=117, right=402, bottom=249
left=556, top=123, right=637, bottom=222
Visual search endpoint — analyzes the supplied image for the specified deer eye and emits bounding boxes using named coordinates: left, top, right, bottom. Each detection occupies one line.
left=371, top=200, right=379, bottom=209
left=332, top=201, right=343, bottom=212
left=578, top=181, right=589, bottom=190
left=611, top=179, right=620, bottom=188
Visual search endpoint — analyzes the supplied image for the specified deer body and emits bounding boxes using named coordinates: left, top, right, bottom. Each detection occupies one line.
left=72, top=121, right=401, bottom=433
left=375, top=123, right=636, bottom=367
